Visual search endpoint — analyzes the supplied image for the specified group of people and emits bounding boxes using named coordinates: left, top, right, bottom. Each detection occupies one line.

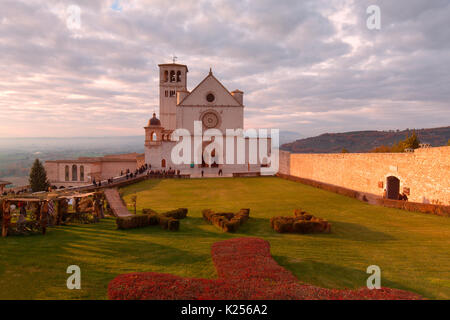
left=1, top=200, right=51, bottom=237
left=1, top=192, right=106, bottom=237
left=120, top=164, right=182, bottom=180
left=92, top=177, right=118, bottom=186
left=2, top=187, right=30, bottom=197
left=147, top=167, right=180, bottom=177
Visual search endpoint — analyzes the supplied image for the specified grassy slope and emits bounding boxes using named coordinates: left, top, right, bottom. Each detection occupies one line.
left=0, top=177, right=449, bottom=299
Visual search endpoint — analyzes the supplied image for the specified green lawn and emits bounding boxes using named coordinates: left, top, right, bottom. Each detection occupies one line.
left=1, top=177, right=449, bottom=299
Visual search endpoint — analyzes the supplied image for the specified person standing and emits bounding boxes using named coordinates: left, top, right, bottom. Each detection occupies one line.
left=20, top=202, right=27, bottom=217
left=2, top=201, right=11, bottom=237
left=40, top=201, right=49, bottom=235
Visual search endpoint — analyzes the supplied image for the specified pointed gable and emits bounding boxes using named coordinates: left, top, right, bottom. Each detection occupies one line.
left=178, top=73, right=243, bottom=107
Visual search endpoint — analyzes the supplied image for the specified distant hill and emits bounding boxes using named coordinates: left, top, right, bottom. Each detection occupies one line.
left=281, top=126, right=450, bottom=154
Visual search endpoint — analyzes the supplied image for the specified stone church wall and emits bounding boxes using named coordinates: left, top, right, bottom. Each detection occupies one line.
left=279, top=146, right=450, bottom=205
left=278, top=150, right=291, bottom=176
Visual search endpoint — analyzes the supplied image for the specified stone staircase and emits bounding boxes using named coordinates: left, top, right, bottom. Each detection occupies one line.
left=104, top=188, right=132, bottom=218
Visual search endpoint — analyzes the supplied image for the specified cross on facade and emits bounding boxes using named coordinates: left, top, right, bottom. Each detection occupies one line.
left=172, top=55, right=178, bottom=63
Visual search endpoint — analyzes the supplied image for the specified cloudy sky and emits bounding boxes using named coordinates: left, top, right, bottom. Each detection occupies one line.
left=0, top=0, right=449, bottom=138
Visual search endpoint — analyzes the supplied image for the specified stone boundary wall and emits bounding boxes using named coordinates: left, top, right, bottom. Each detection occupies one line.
left=277, top=173, right=450, bottom=217
left=278, top=150, right=291, bottom=176
left=278, top=146, right=450, bottom=207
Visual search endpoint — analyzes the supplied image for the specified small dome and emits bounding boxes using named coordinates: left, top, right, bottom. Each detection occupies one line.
left=148, top=113, right=161, bottom=126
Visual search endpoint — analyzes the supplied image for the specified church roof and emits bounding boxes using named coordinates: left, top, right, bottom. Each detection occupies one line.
left=0, top=180, right=12, bottom=186
left=148, top=113, right=161, bottom=126
left=46, top=153, right=144, bottom=164
left=177, top=70, right=244, bottom=107
left=158, top=63, right=189, bottom=72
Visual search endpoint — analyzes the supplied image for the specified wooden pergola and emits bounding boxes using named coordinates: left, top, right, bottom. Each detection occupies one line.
left=0, top=180, right=12, bottom=194
left=1, top=191, right=105, bottom=237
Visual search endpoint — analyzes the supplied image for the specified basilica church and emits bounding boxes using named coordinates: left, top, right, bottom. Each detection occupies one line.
left=45, top=62, right=271, bottom=186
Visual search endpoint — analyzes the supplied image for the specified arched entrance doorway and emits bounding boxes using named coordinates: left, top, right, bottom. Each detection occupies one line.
left=386, top=176, right=400, bottom=200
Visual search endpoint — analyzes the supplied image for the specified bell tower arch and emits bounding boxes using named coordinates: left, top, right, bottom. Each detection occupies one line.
left=158, top=62, right=188, bottom=131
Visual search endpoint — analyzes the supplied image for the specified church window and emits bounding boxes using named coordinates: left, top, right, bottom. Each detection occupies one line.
left=151, top=132, right=157, bottom=141
left=161, top=159, right=166, bottom=168
left=170, top=90, right=176, bottom=97
left=165, top=90, right=168, bottom=97
left=177, top=71, right=182, bottom=82
left=206, top=93, right=215, bottom=102
left=164, top=70, right=168, bottom=82
left=80, top=165, right=84, bottom=181
left=170, top=70, right=176, bottom=82
left=65, top=165, right=69, bottom=181
left=72, top=165, right=78, bottom=181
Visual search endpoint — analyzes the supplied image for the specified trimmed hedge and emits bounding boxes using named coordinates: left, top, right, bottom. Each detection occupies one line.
left=271, top=209, right=331, bottom=234
left=376, top=198, right=450, bottom=217
left=116, top=208, right=188, bottom=231
left=142, top=208, right=158, bottom=215
left=159, top=208, right=188, bottom=219
left=116, top=214, right=153, bottom=230
left=202, top=208, right=250, bottom=233
left=158, top=215, right=180, bottom=231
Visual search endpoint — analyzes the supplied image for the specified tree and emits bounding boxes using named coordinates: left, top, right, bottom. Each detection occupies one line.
left=447, top=139, right=450, bottom=146
left=341, top=148, right=349, bottom=153
left=402, top=130, right=420, bottom=150
left=29, top=158, right=50, bottom=192
left=371, top=131, right=421, bottom=153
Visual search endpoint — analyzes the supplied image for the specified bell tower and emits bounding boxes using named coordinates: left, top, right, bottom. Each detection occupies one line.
left=158, top=61, right=188, bottom=132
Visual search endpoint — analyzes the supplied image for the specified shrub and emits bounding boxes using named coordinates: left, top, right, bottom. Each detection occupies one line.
left=160, top=208, right=188, bottom=219
left=202, top=209, right=214, bottom=221
left=293, top=209, right=306, bottom=217
left=168, top=219, right=180, bottom=231
left=116, top=214, right=150, bottom=230
left=224, top=220, right=240, bottom=232
left=158, top=216, right=170, bottom=229
left=203, top=209, right=251, bottom=232
left=142, top=208, right=158, bottom=215
left=116, top=213, right=180, bottom=231
left=157, top=215, right=180, bottom=231
left=273, top=217, right=294, bottom=233
left=271, top=210, right=331, bottom=234
left=148, top=214, right=159, bottom=225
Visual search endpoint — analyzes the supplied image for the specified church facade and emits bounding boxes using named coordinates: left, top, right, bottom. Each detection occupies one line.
left=144, top=63, right=267, bottom=174
left=45, top=62, right=273, bottom=186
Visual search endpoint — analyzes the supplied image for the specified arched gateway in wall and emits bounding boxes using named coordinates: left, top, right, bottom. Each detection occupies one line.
left=386, top=176, right=400, bottom=200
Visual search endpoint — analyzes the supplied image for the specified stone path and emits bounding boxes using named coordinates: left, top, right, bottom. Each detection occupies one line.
left=104, top=188, right=132, bottom=218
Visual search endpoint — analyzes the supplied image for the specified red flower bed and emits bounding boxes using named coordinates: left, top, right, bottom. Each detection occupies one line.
left=108, top=237, right=422, bottom=300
